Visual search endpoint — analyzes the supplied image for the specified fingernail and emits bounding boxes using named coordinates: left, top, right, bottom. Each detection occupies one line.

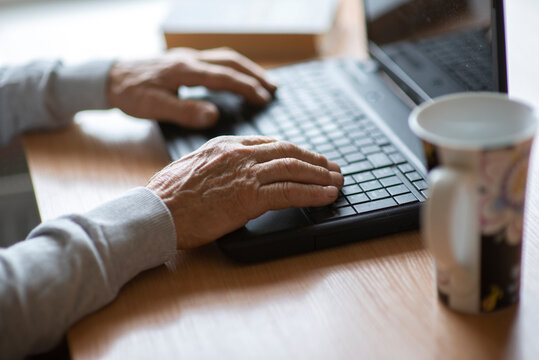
left=201, top=108, right=218, bottom=126
left=330, top=171, right=344, bottom=187
left=328, top=160, right=341, bottom=173
left=267, top=81, right=278, bottom=94
left=256, top=86, right=272, bottom=103
left=324, top=186, right=339, bottom=199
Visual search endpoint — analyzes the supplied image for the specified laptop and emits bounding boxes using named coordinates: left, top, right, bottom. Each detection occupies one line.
left=159, top=0, right=508, bottom=262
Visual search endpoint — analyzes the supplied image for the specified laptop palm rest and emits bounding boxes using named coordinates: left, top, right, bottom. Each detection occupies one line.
left=217, top=207, right=315, bottom=262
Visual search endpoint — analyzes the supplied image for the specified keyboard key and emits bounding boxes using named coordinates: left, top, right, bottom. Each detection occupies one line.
left=334, top=158, right=348, bottom=168
left=343, top=175, right=355, bottom=186
left=348, top=193, right=369, bottom=205
left=367, top=153, right=393, bottom=168
left=372, top=168, right=394, bottom=178
left=233, top=122, right=259, bottom=136
left=406, top=171, right=422, bottom=182
left=283, top=127, right=301, bottom=137
left=339, top=145, right=358, bottom=155
left=353, top=198, right=397, bottom=214
left=387, top=184, right=410, bottom=196
left=322, top=123, right=339, bottom=132
left=299, top=120, right=317, bottom=131
left=342, top=184, right=362, bottom=195
left=278, top=119, right=296, bottom=130
left=380, top=176, right=402, bottom=187
left=342, top=123, right=362, bottom=132
left=413, top=180, right=428, bottom=190
left=398, top=163, right=414, bottom=173
left=381, top=145, right=397, bottom=154
left=389, top=153, right=407, bottom=164
left=311, top=136, right=328, bottom=145
left=364, top=124, right=378, bottom=132
left=289, top=135, right=308, bottom=144
left=354, top=138, right=373, bottom=147
left=342, top=161, right=374, bottom=175
left=315, top=143, right=335, bottom=153
left=360, top=180, right=382, bottom=192
left=360, top=145, right=381, bottom=154
left=373, top=135, right=390, bottom=146
left=309, top=205, right=357, bottom=223
left=255, top=119, right=279, bottom=134
left=334, top=195, right=350, bottom=207
left=345, top=152, right=366, bottom=163
left=327, top=130, right=346, bottom=140
left=366, top=188, right=390, bottom=200
left=306, top=128, right=322, bottom=137
left=353, top=171, right=375, bottom=183
left=394, top=193, right=419, bottom=205
left=324, top=150, right=342, bottom=160
left=349, top=129, right=369, bottom=138
left=333, top=137, right=352, bottom=146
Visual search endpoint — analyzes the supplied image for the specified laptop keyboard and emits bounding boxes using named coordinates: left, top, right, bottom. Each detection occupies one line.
left=166, top=60, right=427, bottom=224
left=416, top=30, right=493, bottom=91
left=254, top=62, right=426, bottom=223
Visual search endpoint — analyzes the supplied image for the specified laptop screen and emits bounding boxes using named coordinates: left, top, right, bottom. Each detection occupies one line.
left=363, top=0, right=506, bottom=102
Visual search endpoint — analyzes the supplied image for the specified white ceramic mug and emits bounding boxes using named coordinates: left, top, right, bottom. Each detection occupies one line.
left=409, top=92, right=537, bottom=313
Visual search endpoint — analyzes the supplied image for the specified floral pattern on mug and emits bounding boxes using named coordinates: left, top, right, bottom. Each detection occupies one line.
left=478, top=140, right=532, bottom=245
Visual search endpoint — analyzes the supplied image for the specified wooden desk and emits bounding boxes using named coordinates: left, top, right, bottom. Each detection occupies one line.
left=6, top=0, right=539, bottom=358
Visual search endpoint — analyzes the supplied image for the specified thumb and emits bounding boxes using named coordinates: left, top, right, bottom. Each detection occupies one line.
left=149, top=90, right=219, bottom=129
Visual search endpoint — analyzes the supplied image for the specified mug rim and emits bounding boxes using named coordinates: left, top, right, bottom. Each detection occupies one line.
left=409, top=92, right=537, bottom=149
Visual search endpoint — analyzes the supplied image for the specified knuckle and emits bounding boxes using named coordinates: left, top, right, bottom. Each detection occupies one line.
left=220, top=143, right=252, bottom=164
left=216, top=68, right=236, bottom=81
left=279, top=158, right=298, bottom=175
left=277, top=141, right=298, bottom=155
left=229, top=51, right=244, bottom=63
left=169, top=60, right=194, bottom=79
left=206, top=135, right=224, bottom=146
left=221, top=47, right=241, bottom=58
left=242, top=75, right=259, bottom=88
left=218, top=46, right=234, bottom=53
left=309, top=151, right=328, bottom=168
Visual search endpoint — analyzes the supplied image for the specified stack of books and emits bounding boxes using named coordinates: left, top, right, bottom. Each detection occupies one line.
left=162, top=0, right=340, bottom=60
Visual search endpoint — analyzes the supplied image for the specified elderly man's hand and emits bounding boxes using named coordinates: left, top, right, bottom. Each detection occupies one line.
left=107, top=47, right=277, bottom=128
left=147, top=136, right=343, bottom=249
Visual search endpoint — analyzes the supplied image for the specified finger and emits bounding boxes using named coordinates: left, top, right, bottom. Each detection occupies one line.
left=147, top=89, right=219, bottom=128
left=238, top=135, right=277, bottom=146
left=199, top=49, right=278, bottom=94
left=251, top=141, right=341, bottom=172
left=259, top=183, right=339, bottom=210
left=175, top=62, right=272, bottom=105
left=255, top=158, right=343, bottom=187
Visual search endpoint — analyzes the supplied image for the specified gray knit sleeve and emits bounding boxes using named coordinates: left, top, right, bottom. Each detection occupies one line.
left=0, top=60, right=114, bottom=146
left=0, top=187, right=177, bottom=359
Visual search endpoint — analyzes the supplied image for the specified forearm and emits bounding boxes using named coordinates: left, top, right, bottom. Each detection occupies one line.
left=0, top=187, right=176, bottom=359
left=0, top=60, right=114, bottom=146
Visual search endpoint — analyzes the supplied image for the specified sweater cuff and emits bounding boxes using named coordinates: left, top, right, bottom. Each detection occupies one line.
left=82, top=187, right=177, bottom=287
left=53, top=60, right=115, bottom=115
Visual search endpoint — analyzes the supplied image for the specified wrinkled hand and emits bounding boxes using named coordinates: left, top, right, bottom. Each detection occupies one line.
left=107, top=47, right=277, bottom=128
left=146, top=136, right=343, bottom=249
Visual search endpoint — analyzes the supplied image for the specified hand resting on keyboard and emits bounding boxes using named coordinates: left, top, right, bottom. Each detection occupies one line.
left=147, top=135, right=344, bottom=249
